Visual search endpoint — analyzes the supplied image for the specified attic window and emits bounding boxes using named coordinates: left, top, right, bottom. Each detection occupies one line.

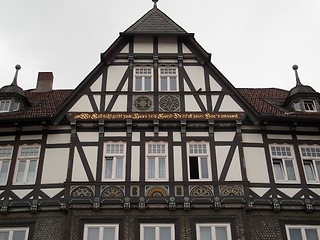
left=303, top=100, right=316, bottom=112
left=0, top=99, right=20, bottom=113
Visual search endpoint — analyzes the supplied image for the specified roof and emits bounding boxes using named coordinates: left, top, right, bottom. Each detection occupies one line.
left=123, top=5, right=188, bottom=35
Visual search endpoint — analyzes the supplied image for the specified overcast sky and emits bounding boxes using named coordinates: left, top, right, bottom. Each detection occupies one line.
left=1, top=0, right=319, bottom=92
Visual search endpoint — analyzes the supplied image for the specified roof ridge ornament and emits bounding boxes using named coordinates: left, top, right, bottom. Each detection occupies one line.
left=11, top=64, right=21, bottom=87
left=292, top=64, right=302, bottom=86
left=152, top=0, right=158, bottom=8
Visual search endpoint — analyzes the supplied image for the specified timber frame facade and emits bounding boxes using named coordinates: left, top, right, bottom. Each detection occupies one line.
left=1, top=2, right=320, bottom=240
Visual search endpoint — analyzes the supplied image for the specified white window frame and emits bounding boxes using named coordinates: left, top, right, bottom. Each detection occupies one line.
left=0, top=146, right=13, bottom=185
left=270, top=145, right=299, bottom=183
left=196, top=223, right=232, bottom=240
left=0, top=99, right=20, bottom=113
left=0, top=227, right=29, bottom=240
left=13, top=145, right=40, bottom=185
left=140, top=223, right=175, bottom=240
left=187, top=142, right=212, bottom=181
left=83, top=224, right=119, bottom=240
left=146, top=142, right=168, bottom=181
left=159, top=67, right=178, bottom=92
left=303, top=100, right=317, bottom=112
left=300, top=146, right=320, bottom=183
left=134, top=67, right=153, bottom=92
left=286, top=225, right=320, bottom=240
left=102, top=142, right=126, bottom=181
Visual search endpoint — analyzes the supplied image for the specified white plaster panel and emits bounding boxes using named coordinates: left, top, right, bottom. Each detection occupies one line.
left=47, top=134, right=71, bottom=144
left=184, top=66, right=205, bottom=92
left=214, top=132, right=235, bottom=141
left=107, top=66, right=128, bottom=91
left=173, top=146, right=183, bottom=181
left=132, top=132, right=140, bottom=142
left=297, top=135, right=320, bottom=141
left=310, top=188, right=320, bottom=197
left=20, top=135, right=42, bottom=140
left=215, top=146, right=230, bottom=178
left=90, top=74, right=102, bottom=91
left=200, top=95, right=207, bottom=111
left=244, top=147, right=269, bottom=183
left=173, top=132, right=181, bottom=142
left=182, top=43, right=192, bottom=54
left=69, top=95, right=93, bottom=112
left=77, top=132, right=99, bottom=142
left=0, top=136, right=15, bottom=141
left=131, top=146, right=140, bottom=181
left=209, top=75, right=222, bottom=91
left=41, top=188, right=64, bottom=198
left=242, top=134, right=263, bottom=143
left=158, top=36, right=177, bottom=53
left=250, top=188, right=269, bottom=197
left=83, top=146, right=98, bottom=180
left=145, top=132, right=154, bottom=137
left=278, top=188, right=300, bottom=198
left=186, top=132, right=209, bottom=137
left=267, top=134, right=292, bottom=140
left=12, top=189, right=32, bottom=199
left=72, top=148, right=89, bottom=181
left=41, top=148, right=69, bottom=184
left=225, top=147, right=242, bottom=181
left=93, top=95, right=101, bottom=111
left=134, top=36, right=153, bottom=53
left=219, top=95, right=243, bottom=112
left=112, top=95, right=127, bottom=111
left=159, top=132, right=168, bottom=137
left=104, top=132, right=127, bottom=137
left=185, top=95, right=201, bottom=112
left=211, top=95, right=219, bottom=110
left=120, top=43, right=129, bottom=53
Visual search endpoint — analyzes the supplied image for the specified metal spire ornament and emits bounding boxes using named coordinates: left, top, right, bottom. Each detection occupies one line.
left=152, top=0, right=158, bottom=8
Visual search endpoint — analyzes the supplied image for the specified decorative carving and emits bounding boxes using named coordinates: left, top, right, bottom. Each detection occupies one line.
left=133, top=96, right=153, bottom=111
left=124, top=197, right=131, bottom=210
left=214, top=197, right=221, bottom=210
left=93, top=197, right=100, bottom=211
left=101, top=186, right=124, bottom=198
left=130, top=186, right=139, bottom=197
left=273, top=198, right=280, bottom=211
left=70, top=185, right=95, bottom=197
left=169, top=197, right=176, bottom=210
left=190, top=185, right=213, bottom=197
left=219, top=185, right=244, bottom=197
left=175, top=185, right=184, bottom=196
left=145, top=186, right=169, bottom=197
left=139, top=197, right=145, bottom=211
left=305, top=199, right=313, bottom=212
left=184, top=197, right=190, bottom=210
left=159, top=95, right=180, bottom=112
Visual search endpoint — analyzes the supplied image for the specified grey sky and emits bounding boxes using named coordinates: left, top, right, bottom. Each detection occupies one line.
left=1, top=0, right=319, bottom=92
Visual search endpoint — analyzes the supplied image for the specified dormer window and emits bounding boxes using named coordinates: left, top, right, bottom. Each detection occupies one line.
left=0, top=99, right=20, bottom=113
left=303, top=100, right=316, bottom=112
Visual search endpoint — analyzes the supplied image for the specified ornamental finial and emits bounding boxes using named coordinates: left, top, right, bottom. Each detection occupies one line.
left=292, top=64, right=302, bottom=86
left=11, top=64, right=21, bottom=86
left=152, top=0, right=158, bottom=8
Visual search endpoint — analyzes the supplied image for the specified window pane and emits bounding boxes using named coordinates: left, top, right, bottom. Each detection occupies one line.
left=169, top=77, right=177, bottom=91
left=148, top=157, right=155, bottom=179
left=161, top=77, right=167, bottom=91
left=159, top=227, right=171, bottom=240
left=200, top=157, right=209, bottom=179
left=144, top=227, right=155, bottom=240
left=316, top=162, right=320, bottom=181
left=199, top=227, right=211, bottom=240
left=27, top=160, right=37, bottom=183
left=105, top=158, right=113, bottom=179
left=103, top=227, right=115, bottom=240
left=145, top=77, right=152, bottom=91
left=135, top=77, right=142, bottom=91
left=273, top=160, right=284, bottom=181
left=12, top=231, right=26, bottom=240
left=16, top=160, right=26, bottom=182
left=87, top=227, right=100, bottom=240
left=159, top=157, right=166, bottom=179
left=216, top=227, right=228, bottom=240
left=189, top=157, right=199, bottom=179
left=0, top=232, right=9, bottom=240
left=304, top=162, right=316, bottom=181
left=0, top=161, right=10, bottom=184
left=289, top=229, right=303, bottom=240
left=115, top=157, right=123, bottom=179
left=285, top=160, right=296, bottom=181
left=305, top=229, right=319, bottom=240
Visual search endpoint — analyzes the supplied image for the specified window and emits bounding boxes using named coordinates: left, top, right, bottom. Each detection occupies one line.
left=301, top=146, right=320, bottom=183
left=286, top=225, right=320, bottom=240
left=187, top=142, right=211, bottom=180
left=196, top=224, right=232, bottom=240
left=14, top=146, right=40, bottom=185
left=159, top=68, right=178, bottom=91
left=0, top=99, right=20, bottom=113
left=140, top=224, right=175, bottom=240
left=134, top=68, right=153, bottom=91
left=103, top=143, right=126, bottom=181
left=270, top=145, right=298, bottom=182
left=83, top=224, right=119, bottom=240
left=303, top=100, right=316, bottom=112
left=146, top=142, right=168, bottom=181
left=0, top=228, right=29, bottom=240
left=0, top=147, right=13, bottom=185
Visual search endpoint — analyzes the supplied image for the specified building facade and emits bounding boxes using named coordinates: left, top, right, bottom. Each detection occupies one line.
left=1, top=3, right=320, bottom=240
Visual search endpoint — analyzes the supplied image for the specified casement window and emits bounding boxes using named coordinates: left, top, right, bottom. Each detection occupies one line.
left=270, top=145, right=298, bottom=182
left=300, top=146, right=320, bottom=183
left=0, top=227, right=29, bottom=240
left=303, top=100, right=317, bottom=112
left=14, top=146, right=40, bottom=185
left=196, top=224, right=232, bottom=240
left=0, top=99, right=20, bottom=113
left=103, top=143, right=126, bottom=181
left=134, top=68, right=153, bottom=91
left=83, top=224, right=119, bottom=240
left=140, top=224, right=175, bottom=240
left=187, top=142, right=211, bottom=181
left=146, top=142, right=168, bottom=181
left=0, top=147, right=13, bottom=185
left=159, top=68, right=178, bottom=91
left=286, top=225, right=320, bottom=240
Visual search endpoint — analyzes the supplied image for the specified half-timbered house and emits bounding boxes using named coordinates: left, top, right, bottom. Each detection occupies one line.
left=1, top=2, right=320, bottom=239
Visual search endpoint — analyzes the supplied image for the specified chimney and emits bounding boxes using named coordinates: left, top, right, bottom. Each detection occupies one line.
left=34, top=72, right=53, bottom=92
